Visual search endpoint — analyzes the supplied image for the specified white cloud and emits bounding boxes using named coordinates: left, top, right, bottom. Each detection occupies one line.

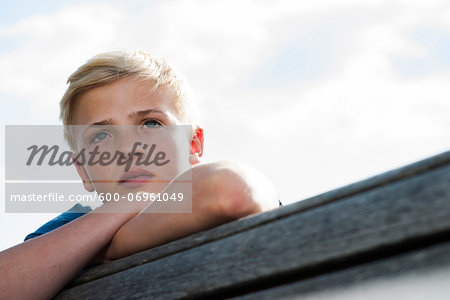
left=0, top=3, right=128, bottom=123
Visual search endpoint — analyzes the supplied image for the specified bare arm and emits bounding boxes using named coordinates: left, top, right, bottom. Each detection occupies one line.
left=0, top=202, right=137, bottom=300
left=98, top=161, right=279, bottom=262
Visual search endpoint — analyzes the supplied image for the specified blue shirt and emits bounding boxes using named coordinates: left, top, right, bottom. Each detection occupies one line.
left=24, top=204, right=92, bottom=241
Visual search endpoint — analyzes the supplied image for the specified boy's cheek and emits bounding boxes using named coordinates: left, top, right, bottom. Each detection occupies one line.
left=85, top=165, right=116, bottom=191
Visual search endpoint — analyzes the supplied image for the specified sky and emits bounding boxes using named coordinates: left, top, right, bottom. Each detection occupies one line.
left=0, top=0, right=449, bottom=251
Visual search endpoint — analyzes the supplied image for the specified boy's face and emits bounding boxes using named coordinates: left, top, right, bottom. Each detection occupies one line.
left=71, top=77, right=202, bottom=195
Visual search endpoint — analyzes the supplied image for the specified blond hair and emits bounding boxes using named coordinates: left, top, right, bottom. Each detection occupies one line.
left=60, top=49, right=197, bottom=150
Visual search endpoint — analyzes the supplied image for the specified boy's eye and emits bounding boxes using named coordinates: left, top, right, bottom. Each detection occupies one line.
left=143, top=119, right=162, bottom=128
left=92, top=132, right=110, bottom=142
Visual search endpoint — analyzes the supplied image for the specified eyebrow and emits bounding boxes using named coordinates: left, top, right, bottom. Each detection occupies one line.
left=128, top=109, right=166, bottom=119
left=88, top=119, right=114, bottom=126
left=83, top=109, right=167, bottom=136
left=86, top=109, right=165, bottom=127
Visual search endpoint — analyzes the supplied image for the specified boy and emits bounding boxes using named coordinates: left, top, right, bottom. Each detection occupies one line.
left=0, top=50, right=279, bottom=299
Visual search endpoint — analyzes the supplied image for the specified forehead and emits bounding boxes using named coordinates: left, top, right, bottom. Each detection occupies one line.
left=72, top=77, right=180, bottom=125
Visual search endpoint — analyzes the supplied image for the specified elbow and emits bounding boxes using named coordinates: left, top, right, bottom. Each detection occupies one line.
left=194, top=161, right=278, bottom=220
left=214, top=169, right=260, bottom=218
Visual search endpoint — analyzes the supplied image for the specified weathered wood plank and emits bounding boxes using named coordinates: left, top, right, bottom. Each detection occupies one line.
left=56, top=151, right=450, bottom=299
left=232, top=240, right=450, bottom=299
left=69, top=150, right=450, bottom=287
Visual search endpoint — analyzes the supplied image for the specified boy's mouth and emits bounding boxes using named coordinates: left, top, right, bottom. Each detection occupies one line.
left=119, top=168, right=155, bottom=188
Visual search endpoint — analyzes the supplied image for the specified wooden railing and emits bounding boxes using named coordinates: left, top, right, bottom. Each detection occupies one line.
left=56, top=150, right=450, bottom=299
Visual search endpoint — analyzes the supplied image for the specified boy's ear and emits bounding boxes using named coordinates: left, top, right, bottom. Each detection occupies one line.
left=190, top=128, right=204, bottom=165
left=72, top=154, right=95, bottom=192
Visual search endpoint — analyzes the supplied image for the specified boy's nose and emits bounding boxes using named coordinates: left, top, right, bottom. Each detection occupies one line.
left=118, top=141, right=145, bottom=157
left=115, top=129, right=145, bottom=158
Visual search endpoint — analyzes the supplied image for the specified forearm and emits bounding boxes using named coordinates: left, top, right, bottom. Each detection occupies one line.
left=0, top=203, right=136, bottom=300
left=100, top=161, right=279, bottom=261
